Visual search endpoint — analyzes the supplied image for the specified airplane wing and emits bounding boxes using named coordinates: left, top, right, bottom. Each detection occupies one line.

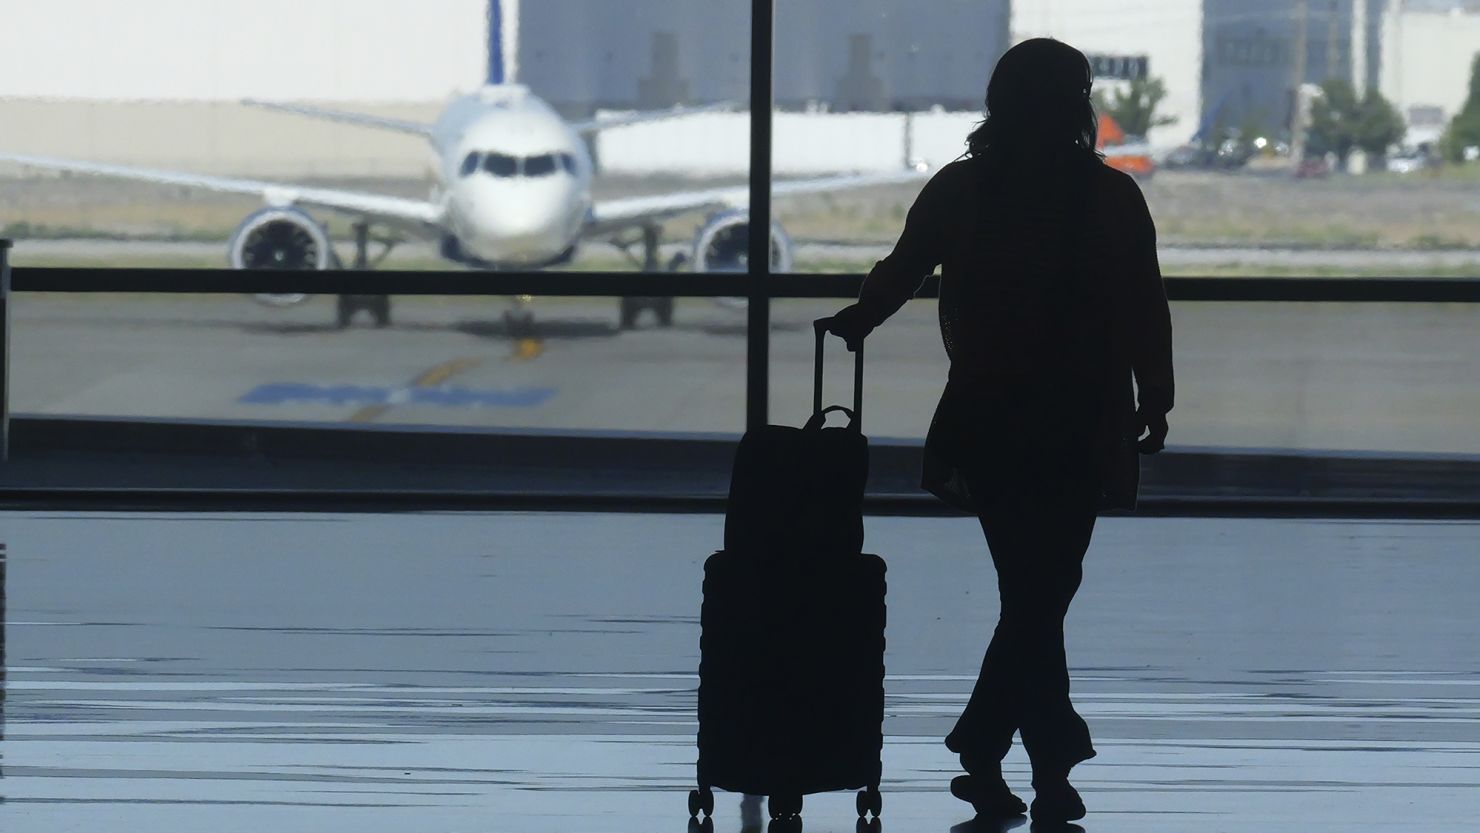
left=585, top=168, right=930, bottom=237
left=242, top=99, right=435, bottom=137
left=0, top=153, right=445, bottom=233
left=569, top=101, right=738, bottom=134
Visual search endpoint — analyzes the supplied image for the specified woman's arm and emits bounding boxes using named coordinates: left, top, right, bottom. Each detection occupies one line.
left=828, top=166, right=954, bottom=348
left=856, top=169, right=951, bottom=327
left=1124, top=179, right=1174, bottom=445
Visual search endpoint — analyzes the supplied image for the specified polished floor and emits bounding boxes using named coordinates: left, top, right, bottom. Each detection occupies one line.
left=1, top=512, right=1477, bottom=832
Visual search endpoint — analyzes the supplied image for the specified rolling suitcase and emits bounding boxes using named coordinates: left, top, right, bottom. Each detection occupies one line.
left=690, top=319, right=886, bottom=833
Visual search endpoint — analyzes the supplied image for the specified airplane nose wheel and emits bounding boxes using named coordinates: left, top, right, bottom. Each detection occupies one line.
left=503, top=308, right=535, bottom=339
left=504, top=294, right=536, bottom=339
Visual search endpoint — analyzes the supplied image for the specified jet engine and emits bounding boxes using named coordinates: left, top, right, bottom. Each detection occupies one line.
left=692, top=209, right=794, bottom=274
left=228, top=207, right=334, bottom=308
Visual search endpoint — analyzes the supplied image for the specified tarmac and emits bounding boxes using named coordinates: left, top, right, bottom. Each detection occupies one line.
left=2, top=511, right=1477, bottom=832
left=8, top=292, right=1480, bottom=454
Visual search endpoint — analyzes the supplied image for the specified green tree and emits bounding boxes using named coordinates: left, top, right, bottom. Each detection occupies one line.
left=1308, top=79, right=1405, bottom=165
left=1354, top=90, right=1405, bottom=158
left=1442, top=53, right=1480, bottom=162
left=1092, top=76, right=1177, bottom=137
left=1308, top=79, right=1362, bottom=161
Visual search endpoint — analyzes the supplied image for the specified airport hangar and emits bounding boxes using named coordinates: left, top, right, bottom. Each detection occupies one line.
left=0, top=0, right=1008, bottom=180
left=1016, top=0, right=1480, bottom=151
left=2, top=0, right=1479, bottom=180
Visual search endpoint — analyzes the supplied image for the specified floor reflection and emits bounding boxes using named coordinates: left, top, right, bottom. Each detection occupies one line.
left=1, top=513, right=1477, bottom=832
left=1, top=541, right=7, bottom=806
left=741, top=793, right=763, bottom=830
left=951, top=815, right=1030, bottom=833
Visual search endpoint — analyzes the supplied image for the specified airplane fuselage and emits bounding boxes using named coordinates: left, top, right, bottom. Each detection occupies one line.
left=431, top=86, right=594, bottom=267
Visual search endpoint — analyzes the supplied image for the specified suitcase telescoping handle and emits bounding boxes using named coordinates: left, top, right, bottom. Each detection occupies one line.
left=813, top=317, right=863, bottom=431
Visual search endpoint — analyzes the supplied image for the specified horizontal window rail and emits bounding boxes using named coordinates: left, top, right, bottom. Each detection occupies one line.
left=10, top=267, right=1480, bottom=303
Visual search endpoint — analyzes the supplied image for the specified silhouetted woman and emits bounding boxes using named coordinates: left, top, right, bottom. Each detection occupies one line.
left=827, top=39, right=1174, bottom=824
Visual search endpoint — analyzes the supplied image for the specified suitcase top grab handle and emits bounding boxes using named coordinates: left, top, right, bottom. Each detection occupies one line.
left=813, top=318, right=863, bottom=430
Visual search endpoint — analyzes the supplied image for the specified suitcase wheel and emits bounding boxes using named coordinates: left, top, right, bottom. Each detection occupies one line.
left=856, top=786, right=882, bottom=818
left=688, top=787, right=715, bottom=818
left=767, top=792, right=803, bottom=820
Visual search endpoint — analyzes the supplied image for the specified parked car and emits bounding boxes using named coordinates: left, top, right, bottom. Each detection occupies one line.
left=1162, top=143, right=1205, bottom=169
left=1295, top=156, right=1331, bottom=179
left=1385, top=151, right=1427, bottom=174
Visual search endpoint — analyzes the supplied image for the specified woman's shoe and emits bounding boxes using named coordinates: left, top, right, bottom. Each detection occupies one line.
left=1029, top=778, right=1086, bottom=823
left=951, top=774, right=1027, bottom=818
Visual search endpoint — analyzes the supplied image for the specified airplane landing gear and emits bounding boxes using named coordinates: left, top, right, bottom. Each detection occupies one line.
left=335, top=220, right=394, bottom=329
left=336, top=294, right=391, bottom=329
left=617, top=224, right=679, bottom=330
left=504, top=294, right=535, bottom=338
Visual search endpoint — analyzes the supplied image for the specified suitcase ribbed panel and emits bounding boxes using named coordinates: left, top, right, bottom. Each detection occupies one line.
left=697, top=550, right=886, bottom=797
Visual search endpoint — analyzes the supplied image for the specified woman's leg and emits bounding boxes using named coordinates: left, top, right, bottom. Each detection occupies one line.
left=945, top=520, right=1032, bottom=816
left=944, top=510, right=1032, bottom=767
left=1007, top=503, right=1096, bottom=776
left=950, top=492, right=1098, bottom=776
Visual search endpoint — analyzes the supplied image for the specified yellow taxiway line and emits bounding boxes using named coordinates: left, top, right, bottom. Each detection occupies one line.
left=345, top=332, right=544, bottom=424
left=347, top=356, right=485, bottom=424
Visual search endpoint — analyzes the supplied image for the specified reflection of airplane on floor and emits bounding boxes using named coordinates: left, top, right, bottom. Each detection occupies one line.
left=1, top=46, right=927, bottom=331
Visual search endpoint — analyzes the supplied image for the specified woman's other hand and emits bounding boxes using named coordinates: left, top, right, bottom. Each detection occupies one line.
left=1136, top=409, right=1169, bottom=454
left=825, top=303, right=875, bottom=352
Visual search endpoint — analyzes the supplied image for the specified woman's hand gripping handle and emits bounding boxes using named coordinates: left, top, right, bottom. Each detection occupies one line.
left=821, top=303, right=875, bottom=353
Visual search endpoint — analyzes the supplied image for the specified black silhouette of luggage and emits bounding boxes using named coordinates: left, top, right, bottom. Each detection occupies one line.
left=689, top=320, right=886, bottom=833
left=723, top=322, right=869, bottom=558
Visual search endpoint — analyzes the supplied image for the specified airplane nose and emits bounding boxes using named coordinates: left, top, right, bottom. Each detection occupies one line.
left=462, top=180, right=575, bottom=263
left=494, top=204, right=559, bottom=237
left=489, top=204, right=565, bottom=246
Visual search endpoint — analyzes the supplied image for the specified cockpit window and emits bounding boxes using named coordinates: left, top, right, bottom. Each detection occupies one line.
left=524, top=153, right=558, bottom=177
left=484, top=153, right=519, bottom=177
left=459, top=152, right=481, bottom=177
left=559, top=153, right=578, bottom=174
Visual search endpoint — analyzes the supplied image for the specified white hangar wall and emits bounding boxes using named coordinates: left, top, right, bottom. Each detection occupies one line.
left=0, top=0, right=489, bottom=177
left=1380, top=4, right=1480, bottom=140
left=0, top=0, right=489, bottom=102
left=1012, top=0, right=1205, bottom=149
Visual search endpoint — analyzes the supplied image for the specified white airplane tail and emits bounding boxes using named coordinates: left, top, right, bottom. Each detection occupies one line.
left=487, top=0, right=520, bottom=85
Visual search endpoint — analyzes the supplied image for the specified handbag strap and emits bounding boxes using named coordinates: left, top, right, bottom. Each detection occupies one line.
left=804, top=404, right=857, bottom=431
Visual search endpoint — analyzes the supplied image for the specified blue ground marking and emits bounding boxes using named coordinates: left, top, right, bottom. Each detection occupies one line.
left=238, top=382, right=557, bottom=409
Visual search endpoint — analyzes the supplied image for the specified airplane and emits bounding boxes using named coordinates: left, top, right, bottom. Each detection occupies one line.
left=0, top=12, right=928, bottom=332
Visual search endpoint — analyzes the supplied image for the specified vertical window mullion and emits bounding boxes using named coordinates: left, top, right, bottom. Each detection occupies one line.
left=746, top=0, right=774, bottom=431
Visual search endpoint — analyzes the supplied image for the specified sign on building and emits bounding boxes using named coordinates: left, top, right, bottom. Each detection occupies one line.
left=1087, top=54, right=1150, bottom=81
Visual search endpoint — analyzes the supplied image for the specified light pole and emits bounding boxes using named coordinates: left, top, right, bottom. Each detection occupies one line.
left=1290, top=0, right=1311, bottom=167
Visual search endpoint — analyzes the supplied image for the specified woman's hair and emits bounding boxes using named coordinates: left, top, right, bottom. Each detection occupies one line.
left=966, top=38, right=1100, bottom=161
